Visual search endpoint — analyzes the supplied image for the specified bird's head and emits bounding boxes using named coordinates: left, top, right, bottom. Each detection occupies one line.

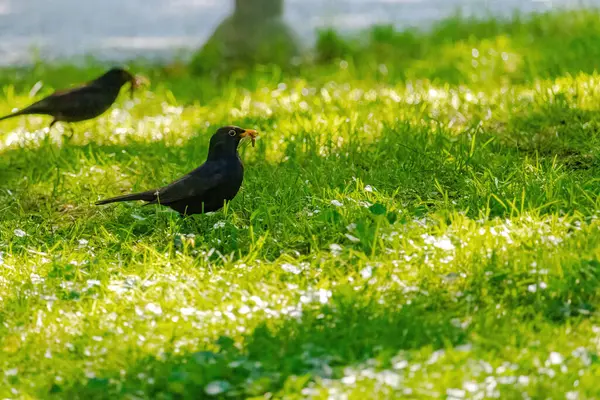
left=100, top=67, right=148, bottom=98
left=208, top=126, right=259, bottom=158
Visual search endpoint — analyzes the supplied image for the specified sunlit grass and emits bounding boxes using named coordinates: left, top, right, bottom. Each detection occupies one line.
left=1, top=9, right=600, bottom=399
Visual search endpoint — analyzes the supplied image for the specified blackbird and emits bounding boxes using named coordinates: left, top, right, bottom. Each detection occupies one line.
left=0, top=67, right=145, bottom=129
left=95, top=126, right=259, bottom=216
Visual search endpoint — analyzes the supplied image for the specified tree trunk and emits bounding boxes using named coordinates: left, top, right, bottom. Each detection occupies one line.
left=234, top=0, right=283, bottom=20
left=191, top=0, right=297, bottom=75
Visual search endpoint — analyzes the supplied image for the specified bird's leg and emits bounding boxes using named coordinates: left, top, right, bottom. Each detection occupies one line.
left=63, top=124, right=75, bottom=145
left=49, top=119, right=74, bottom=144
left=52, top=164, right=61, bottom=198
left=67, top=124, right=75, bottom=141
left=182, top=205, right=190, bottom=218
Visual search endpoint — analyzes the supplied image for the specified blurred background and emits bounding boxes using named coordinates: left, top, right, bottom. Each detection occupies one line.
left=0, top=0, right=597, bottom=66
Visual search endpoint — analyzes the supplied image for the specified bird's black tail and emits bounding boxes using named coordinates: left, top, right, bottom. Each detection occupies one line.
left=0, top=109, right=28, bottom=122
left=95, top=190, right=156, bottom=205
left=0, top=98, right=54, bottom=122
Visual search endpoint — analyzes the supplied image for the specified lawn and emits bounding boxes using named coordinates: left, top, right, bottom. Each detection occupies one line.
left=1, top=9, right=600, bottom=399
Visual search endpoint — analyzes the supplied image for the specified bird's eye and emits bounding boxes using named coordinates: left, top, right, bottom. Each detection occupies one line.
left=228, top=130, right=236, bottom=137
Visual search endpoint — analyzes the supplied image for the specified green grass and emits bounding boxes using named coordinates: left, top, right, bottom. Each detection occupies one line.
left=2, top=9, right=600, bottom=399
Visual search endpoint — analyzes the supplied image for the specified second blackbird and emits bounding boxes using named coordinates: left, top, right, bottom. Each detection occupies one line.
left=0, top=67, right=144, bottom=129
left=95, top=126, right=259, bottom=216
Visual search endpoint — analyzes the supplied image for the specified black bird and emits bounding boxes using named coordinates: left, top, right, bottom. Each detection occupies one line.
left=0, top=67, right=145, bottom=129
left=95, top=126, right=259, bottom=216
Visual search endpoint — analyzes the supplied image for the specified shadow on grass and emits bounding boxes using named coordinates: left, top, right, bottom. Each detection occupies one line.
left=51, top=286, right=467, bottom=398
left=46, top=250, right=600, bottom=398
left=459, top=103, right=600, bottom=217
left=495, top=103, right=600, bottom=159
left=464, top=254, right=600, bottom=324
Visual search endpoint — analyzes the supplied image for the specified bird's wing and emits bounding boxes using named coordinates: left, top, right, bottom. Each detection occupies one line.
left=51, top=81, right=89, bottom=96
left=153, top=162, right=225, bottom=205
left=22, top=85, right=107, bottom=115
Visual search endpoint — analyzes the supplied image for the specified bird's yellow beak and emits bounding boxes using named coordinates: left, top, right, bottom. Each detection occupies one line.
left=130, top=75, right=149, bottom=98
left=240, top=129, right=259, bottom=147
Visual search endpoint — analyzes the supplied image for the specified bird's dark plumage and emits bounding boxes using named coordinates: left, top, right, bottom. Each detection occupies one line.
left=95, top=126, right=259, bottom=215
left=0, top=67, right=144, bottom=129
